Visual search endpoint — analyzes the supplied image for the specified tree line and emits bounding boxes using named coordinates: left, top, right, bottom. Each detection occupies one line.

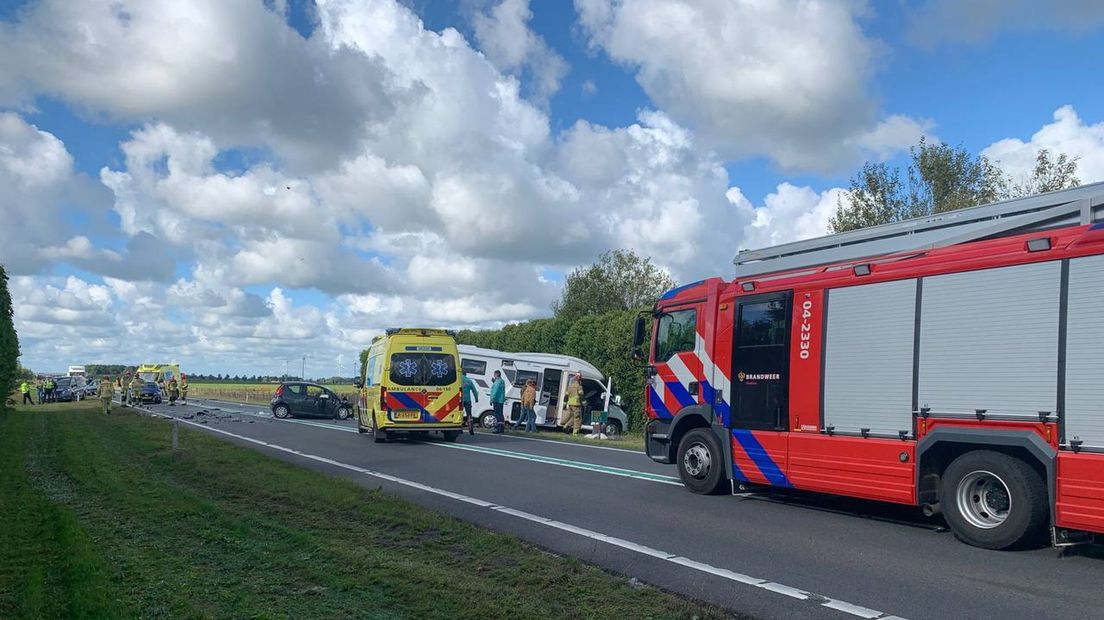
left=0, top=266, right=18, bottom=401
left=830, top=139, right=1080, bottom=233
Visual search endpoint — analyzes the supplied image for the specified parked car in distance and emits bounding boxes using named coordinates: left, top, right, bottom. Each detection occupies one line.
left=271, top=382, right=352, bottom=420
left=138, top=382, right=163, bottom=404
left=53, top=376, right=95, bottom=401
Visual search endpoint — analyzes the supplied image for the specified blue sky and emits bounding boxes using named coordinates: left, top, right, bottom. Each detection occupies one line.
left=3, top=0, right=1104, bottom=375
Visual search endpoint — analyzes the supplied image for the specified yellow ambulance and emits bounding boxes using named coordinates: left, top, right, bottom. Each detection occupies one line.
left=136, top=363, right=182, bottom=384
left=355, top=328, right=464, bottom=443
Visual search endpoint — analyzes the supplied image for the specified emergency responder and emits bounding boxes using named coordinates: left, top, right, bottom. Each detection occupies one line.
left=461, top=370, right=478, bottom=435
left=167, top=377, right=179, bottom=406
left=128, top=374, right=143, bottom=406
left=561, top=372, right=584, bottom=435
left=43, top=376, right=55, bottom=402
left=98, top=376, right=113, bottom=415
left=20, top=380, right=34, bottom=405
left=180, top=375, right=189, bottom=406
left=489, top=370, right=506, bottom=434
left=36, top=377, right=44, bottom=403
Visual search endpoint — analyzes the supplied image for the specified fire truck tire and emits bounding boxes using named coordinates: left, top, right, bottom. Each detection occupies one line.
left=940, top=450, right=1047, bottom=550
left=677, top=429, right=727, bottom=495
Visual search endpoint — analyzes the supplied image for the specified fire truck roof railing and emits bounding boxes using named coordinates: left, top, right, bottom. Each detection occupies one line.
left=734, top=182, right=1104, bottom=279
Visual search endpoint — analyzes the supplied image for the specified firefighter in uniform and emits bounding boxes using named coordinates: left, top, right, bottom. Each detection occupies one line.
left=180, top=376, right=189, bottom=406
left=167, top=377, right=179, bottom=406
left=98, top=376, right=114, bottom=415
left=129, top=374, right=143, bottom=406
left=561, top=372, right=584, bottom=435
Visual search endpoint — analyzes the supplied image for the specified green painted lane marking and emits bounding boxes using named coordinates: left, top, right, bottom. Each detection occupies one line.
left=427, top=442, right=683, bottom=486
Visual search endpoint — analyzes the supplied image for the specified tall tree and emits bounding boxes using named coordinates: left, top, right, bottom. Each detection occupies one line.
left=0, top=265, right=18, bottom=399
left=552, top=250, right=676, bottom=321
left=829, top=139, right=1079, bottom=234
left=1005, top=149, right=1081, bottom=198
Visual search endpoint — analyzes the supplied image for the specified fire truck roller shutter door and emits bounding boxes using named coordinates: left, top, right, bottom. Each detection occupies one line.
left=918, top=261, right=1060, bottom=418
left=823, top=278, right=917, bottom=436
left=1064, top=254, right=1104, bottom=448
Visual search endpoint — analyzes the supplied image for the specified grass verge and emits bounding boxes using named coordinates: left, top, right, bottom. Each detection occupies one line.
left=0, top=398, right=723, bottom=619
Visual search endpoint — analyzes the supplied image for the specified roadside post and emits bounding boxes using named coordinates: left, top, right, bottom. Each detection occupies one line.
left=172, top=417, right=179, bottom=451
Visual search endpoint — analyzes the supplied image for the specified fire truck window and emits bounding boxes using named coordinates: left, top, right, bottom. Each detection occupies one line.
left=739, top=300, right=787, bottom=346
left=655, top=309, right=697, bottom=361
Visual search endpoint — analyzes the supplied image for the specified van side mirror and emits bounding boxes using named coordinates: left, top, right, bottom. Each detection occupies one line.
left=631, top=315, right=647, bottom=362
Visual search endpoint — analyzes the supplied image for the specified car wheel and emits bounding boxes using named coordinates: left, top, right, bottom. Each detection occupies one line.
left=677, top=428, right=728, bottom=495
left=603, top=419, right=623, bottom=438
left=479, top=412, right=498, bottom=429
left=336, top=406, right=352, bottom=421
left=273, top=404, right=290, bottom=419
left=940, top=450, right=1047, bottom=550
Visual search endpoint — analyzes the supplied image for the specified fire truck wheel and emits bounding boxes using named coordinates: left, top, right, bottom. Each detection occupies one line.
left=940, top=450, right=1047, bottom=550
left=677, top=429, right=727, bottom=495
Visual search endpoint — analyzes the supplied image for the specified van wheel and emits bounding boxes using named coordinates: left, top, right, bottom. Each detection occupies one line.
left=479, top=412, right=498, bottom=429
left=603, top=419, right=623, bottom=438
left=677, top=429, right=727, bottom=495
left=941, top=450, right=1047, bottom=550
left=442, top=430, right=461, bottom=442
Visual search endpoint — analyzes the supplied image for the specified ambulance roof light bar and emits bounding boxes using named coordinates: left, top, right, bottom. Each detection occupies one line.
left=733, top=182, right=1104, bottom=279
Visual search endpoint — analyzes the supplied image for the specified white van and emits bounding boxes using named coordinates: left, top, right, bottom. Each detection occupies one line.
left=457, top=345, right=629, bottom=437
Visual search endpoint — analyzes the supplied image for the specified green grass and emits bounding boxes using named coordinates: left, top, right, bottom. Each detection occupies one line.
left=0, top=398, right=726, bottom=619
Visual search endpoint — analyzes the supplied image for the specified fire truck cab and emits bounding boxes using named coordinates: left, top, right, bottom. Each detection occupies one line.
left=636, top=183, right=1104, bottom=550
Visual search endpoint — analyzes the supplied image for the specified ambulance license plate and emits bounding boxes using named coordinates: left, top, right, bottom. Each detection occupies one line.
left=393, top=410, right=420, bottom=421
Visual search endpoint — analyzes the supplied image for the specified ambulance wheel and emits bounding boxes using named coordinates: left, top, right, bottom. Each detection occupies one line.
left=372, top=416, right=388, bottom=443
left=941, top=450, right=1047, bottom=550
left=442, top=430, right=461, bottom=442
left=357, top=425, right=367, bottom=434
left=677, top=429, right=727, bottom=495
left=273, top=404, right=290, bottom=419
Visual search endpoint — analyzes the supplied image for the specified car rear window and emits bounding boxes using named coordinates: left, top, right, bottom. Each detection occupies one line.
left=390, top=353, right=457, bottom=387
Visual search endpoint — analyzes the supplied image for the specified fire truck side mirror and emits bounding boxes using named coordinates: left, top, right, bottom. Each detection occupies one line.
left=631, top=315, right=647, bottom=362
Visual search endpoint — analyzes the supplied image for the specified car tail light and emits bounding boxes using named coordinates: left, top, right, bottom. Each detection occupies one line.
left=274, top=384, right=285, bottom=397
left=380, top=386, right=388, bottom=411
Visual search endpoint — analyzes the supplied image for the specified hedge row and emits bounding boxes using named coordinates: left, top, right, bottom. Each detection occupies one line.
left=0, top=266, right=19, bottom=400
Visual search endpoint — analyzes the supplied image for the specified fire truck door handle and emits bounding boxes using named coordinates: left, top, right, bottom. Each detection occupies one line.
left=688, top=381, right=699, bottom=396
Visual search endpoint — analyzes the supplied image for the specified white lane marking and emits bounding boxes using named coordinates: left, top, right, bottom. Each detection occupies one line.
left=191, top=405, right=677, bottom=485
left=129, top=404, right=903, bottom=620
left=425, top=442, right=682, bottom=486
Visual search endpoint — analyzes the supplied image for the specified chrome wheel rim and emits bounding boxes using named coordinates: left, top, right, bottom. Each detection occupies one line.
left=683, top=442, right=712, bottom=479
left=956, top=470, right=1011, bottom=529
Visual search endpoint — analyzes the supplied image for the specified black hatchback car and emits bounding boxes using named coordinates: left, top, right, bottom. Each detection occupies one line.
left=271, top=382, right=352, bottom=420
left=138, top=382, right=163, bottom=404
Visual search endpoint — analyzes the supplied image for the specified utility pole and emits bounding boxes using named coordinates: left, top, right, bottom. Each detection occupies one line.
left=283, top=359, right=288, bottom=381
left=301, top=354, right=306, bottom=381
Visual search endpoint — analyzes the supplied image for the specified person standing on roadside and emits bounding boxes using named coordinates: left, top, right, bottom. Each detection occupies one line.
left=36, top=377, right=44, bottom=403
left=489, top=370, right=506, bottom=434
left=98, top=376, right=113, bottom=415
left=20, top=380, right=34, bottom=405
left=180, top=375, right=189, bottom=406
left=561, top=372, right=584, bottom=436
left=515, top=378, right=537, bottom=433
left=128, top=374, right=143, bottom=406
left=167, top=377, right=179, bottom=406
left=43, top=376, right=54, bottom=403
left=461, top=370, right=479, bottom=435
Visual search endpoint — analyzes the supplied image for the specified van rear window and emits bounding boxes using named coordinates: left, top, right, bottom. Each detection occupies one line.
left=390, top=353, right=457, bottom=386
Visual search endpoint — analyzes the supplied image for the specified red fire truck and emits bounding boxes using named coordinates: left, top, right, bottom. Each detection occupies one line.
left=634, top=183, right=1104, bottom=550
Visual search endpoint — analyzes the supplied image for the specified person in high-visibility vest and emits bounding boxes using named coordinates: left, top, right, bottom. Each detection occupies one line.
left=128, top=375, right=142, bottom=406
left=20, top=380, right=34, bottom=405
left=43, top=376, right=55, bottom=402
left=97, top=376, right=113, bottom=415
left=167, top=377, right=179, bottom=406
left=561, top=372, right=584, bottom=436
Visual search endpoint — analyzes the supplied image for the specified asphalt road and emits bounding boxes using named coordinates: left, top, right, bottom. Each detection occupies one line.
left=123, top=397, right=1104, bottom=620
